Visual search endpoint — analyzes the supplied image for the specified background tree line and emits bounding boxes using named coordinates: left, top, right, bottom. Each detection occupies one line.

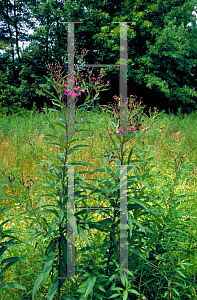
left=0, top=0, right=197, bottom=115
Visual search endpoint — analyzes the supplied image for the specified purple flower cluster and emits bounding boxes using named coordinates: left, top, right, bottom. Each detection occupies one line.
left=64, top=76, right=85, bottom=99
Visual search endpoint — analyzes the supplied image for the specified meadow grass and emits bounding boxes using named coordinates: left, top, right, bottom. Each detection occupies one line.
left=0, top=105, right=197, bottom=299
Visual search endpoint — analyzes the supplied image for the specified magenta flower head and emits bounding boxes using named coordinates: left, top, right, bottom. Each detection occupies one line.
left=109, top=131, right=112, bottom=134
left=129, top=126, right=135, bottom=131
left=118, top=129, right=124, bottom=134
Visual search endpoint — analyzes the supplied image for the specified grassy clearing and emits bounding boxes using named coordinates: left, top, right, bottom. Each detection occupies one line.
left=0, top=105, right=197, bottom=299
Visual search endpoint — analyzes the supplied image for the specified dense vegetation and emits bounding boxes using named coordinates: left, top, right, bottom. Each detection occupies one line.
left=0, top=100, right=197, bottom=299
left=0, top=0, right=197, bottom=114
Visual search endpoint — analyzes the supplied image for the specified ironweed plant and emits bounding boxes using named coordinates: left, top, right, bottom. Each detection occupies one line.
left=29, top=85, right=196, bottom=299
left=45, top=46, right=110, bottom=114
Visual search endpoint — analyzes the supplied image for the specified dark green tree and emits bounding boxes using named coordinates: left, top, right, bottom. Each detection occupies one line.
left=1, top=0, right=197, bottom=113
left=71, top=0, right=197, bottom=112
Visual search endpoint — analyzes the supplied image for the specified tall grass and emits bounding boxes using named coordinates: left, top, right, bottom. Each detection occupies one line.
left=0, top=104, right=197, bottom=299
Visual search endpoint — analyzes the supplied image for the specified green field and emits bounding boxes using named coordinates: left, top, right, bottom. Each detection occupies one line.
left=0, top=104, right=197, bottom=300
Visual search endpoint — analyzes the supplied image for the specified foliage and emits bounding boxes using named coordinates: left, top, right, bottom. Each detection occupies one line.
left=86, top=0, right=197, bottom=112
left=0, top=204, right=27, bottom=291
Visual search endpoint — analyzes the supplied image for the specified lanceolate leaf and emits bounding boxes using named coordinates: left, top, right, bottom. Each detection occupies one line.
left=1, top=282, right=26, bottom=290
left=0, top=257, right=27, bottom=264
left=40, top=208, right=59, bottom=218
left=79, top=274, right=96, bottom=300
left=127, top=148, right=133, bottom=165
left=0, top=262, right=18, bottom=277
left=88, top=218, right=114, bottom=232
left=47, top=219, right=57, bottom=238
left=43, top=141, right=64, bottom=151
left=47, top=280, right=59, bottom=300
left=132, top=219, right=153, bottom=234
left=0, top=246, right=6, bottom=258
left=0, top=206, right=12, bottom=216
left=129, top=248, right=149, bottom=265
left=32, top=272, right=46, bottom=300
left=67, top=145, right=91, bottom=156
left=45, top=239, right=57, bottom=256
left=78, top=228, right=91, bottom=247
left=32, top=252, right=56, bottom=300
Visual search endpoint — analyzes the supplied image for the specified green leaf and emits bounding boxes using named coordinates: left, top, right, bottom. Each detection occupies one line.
left=47, top=219, right=57, bottom=238
left=176, top=270, right=186, bottom=278
left=1, top=257, right=27, bottom=264
left=127, top=148, right=133, bottom=165
left=77, top=280, right=87, bottom=293
left=49, top=165, right=62, bottom=180
left=79, top=274, right=96, bottom=300
left=111, top=287, right=123, bottom=291
left=41, top=208, right=59, bottom=218
left=60, top=234, right=67, bottom=264
left=98, top=285, right=106, bottom=292
left=88, top=219, right=114, bottom=232
left=58, top=152, right=65, bottom=164
left=42, top=134, right=59, bottom=139
left=78, top=228, right=91, bottom=247
left=109, top=293, right=121, bottom=298
left=127, top=289, right=140, bottom=295
left=32, top=273, right=46, bottom=300
left=0, top=246, right=7, bottom=258
left=67, top=145, right=91, bottom=156
left=129, top=248, right=149, bottom=264
left=106, top=274, right=116, bottom=285
left=123, top=290, right=128, bottom=300
left=94, top=293, right=107, bottom=299
left=32, top=252, right=56, bottom=300
left=171, top=287, right=180, bottom=296
left=132, top=219, right=149, bottom=234
left=58, top=200, right=65, bottom=224
left=99, top=241, right=111, bottom=253
left=47, top=280, right=59, bottom=300
left=45, top=239, right=56, bottom=257
left=0, top=262, right=17, bottom=277
left=48, top=120, right=67, bottom=131
left=2, top=229, right=26, bottom=234
left=128, top=198, right=154, bottom=214
left=0, top=217, right=16, bottom=228
left=43, top=142, right=64, bottom=151
left=59, top=257, right=67, bottom=285
left=1, top=282, right=26, bottom=290
left=173, top=281, right=186, bottom=288
left=41, top=179, right=56, bottom=189
left=164, top=291, right=169, bottom=297
left=0, top=206, right=12, bottom=216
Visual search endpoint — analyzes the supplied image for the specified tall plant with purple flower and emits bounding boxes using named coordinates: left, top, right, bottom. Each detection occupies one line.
left=45, top=47, right=110, bottom=115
